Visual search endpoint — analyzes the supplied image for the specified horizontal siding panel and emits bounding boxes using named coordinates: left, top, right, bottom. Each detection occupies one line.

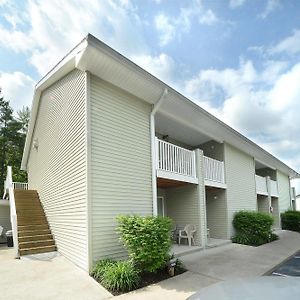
left=224, top=143, right=256, bottom=238
left=27, top=69, right=88, bottom=271
left=90, top=75, right=152, bottom=264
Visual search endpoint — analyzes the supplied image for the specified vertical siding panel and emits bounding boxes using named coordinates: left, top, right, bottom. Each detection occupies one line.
left=27, top=69, right=88, bottom=270
left=90, top=75, right=152, bottom=263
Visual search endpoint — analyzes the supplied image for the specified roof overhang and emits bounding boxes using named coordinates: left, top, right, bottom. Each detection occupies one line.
left=21, top=34, right=300, bottom=179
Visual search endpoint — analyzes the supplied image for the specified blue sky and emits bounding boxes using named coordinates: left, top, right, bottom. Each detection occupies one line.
left=0, top=0, right=300, bottom=190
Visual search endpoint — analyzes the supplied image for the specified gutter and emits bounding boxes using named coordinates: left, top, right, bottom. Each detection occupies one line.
left=150, top=88, right=168, bottom=216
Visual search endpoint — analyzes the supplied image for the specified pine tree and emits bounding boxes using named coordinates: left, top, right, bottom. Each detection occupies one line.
left=0, top=89, right=29, bottom=194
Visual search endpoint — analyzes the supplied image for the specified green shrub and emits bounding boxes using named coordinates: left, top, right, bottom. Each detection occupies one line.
left=90, top=259, right=116, bottom=281
left=281, top=210, right=300, bottom=232
left=101, top=260, right=140, bottom=292
left=91, top=259, right=140, bottom=292
left=117, top=215, right=172, bottom=272
left=232, top=211, right=276, bottom=246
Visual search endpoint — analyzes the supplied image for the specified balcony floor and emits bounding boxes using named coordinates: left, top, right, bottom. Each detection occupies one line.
left=157, top=177, right=193, bottom=188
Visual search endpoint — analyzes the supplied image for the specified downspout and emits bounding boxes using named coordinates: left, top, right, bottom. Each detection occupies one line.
left=151, top=88, right=168, bottom=216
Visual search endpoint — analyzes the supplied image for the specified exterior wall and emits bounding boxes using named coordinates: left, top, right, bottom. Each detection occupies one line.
left=257, top=195, right=269, bottom=214
left=27, top=69, right=88, bottom=270
left=205, top=189, right=228, bottom=239
left=0, top=203, right=11, bottom=243
left=277, top=170, right=292, bottom=213
left=224, top=143, right=257, bottom=238
left=90, top=75, right=153, bottom=264
left=166, top=185, right=201, bottom=246
left=200, top=141, right=224, bottom=161
left=271, top=197, right=280, bottom=228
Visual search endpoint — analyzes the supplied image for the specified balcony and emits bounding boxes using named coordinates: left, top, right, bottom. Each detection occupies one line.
left=156, top=138, right=198, bottom=184
left=255, top=175, right=278, bottom=197
left=270, top=179, right=279, bottom=197
left=156, top=138, right=226, bottom=188
left=255, top=175, right=268, bottom=196
left=203, top=156, right=226, bottom=188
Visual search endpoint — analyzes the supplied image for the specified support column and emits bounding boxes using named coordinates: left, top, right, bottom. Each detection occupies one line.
left=195, top=149, right=207, bottom=248
left=266, top=176, right=272, bottom=214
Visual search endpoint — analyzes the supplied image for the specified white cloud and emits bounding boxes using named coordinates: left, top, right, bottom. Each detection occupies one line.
left=131, top=53, right=176, bottom=85
left=0, top=71, right=35, bottom=111
left=154, top=0, right=219, bottom=46
left=199, top=10, right=218, bottom=25
left=182, top=59, right=300, bottom=173
left=0, top=0, right=148, bottom=76
left=259, top=0, right=280, bottom=19
left=229, top=0, right=247, bottom=9
left=270, top=29, right=300, bottom=55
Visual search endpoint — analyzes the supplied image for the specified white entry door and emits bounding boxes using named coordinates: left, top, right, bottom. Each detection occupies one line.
left=157, top=196, right=166, bottom=217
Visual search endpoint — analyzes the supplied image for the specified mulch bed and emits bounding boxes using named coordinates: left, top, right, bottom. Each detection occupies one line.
left=110, top=267, right=186, bottom=296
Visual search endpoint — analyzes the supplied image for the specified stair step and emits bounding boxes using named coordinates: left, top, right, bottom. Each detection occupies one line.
left=19, top=239, right=55, bottom=249
left=19, top=234, right=53, bottom=243
left=18, top=224, right=49, bottom=231
left=20, top=245, right=57, bottom=256
left=18, top=229, right=51, bottom=237
left=18, top=217, right=48, bottom=226
left=16, top=209, right=45, bottom=216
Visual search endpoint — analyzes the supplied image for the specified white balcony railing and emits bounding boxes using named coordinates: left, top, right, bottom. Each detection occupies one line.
left=255, top=175, right=268, bottom=195
left=204, top=156, right=225, bottom=185
left=13, top=182, right=28, bottom=190
left=270, top=179, right=279, bottom=197
left=156, top=138, right=197, bottom=180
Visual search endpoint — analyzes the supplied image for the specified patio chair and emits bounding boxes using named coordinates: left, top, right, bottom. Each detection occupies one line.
left=178, top=224, right=196, bottom=247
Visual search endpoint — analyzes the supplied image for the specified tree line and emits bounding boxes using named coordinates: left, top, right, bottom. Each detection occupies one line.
left=0, top=88, right=30, bottom=195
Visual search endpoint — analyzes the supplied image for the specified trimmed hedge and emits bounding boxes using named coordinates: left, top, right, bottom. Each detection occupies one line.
left=232, top=211, right=278, bottom=246
left=117, top=215, right=172, bottom=272
left=281, top=210, right=300, bottom=232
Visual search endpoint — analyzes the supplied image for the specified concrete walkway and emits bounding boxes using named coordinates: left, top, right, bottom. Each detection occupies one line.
left=115, top=230, right=300, bottom=300
left=0, top=247, right=112, bottom=300
left=0, top=231, right=299, bottom=300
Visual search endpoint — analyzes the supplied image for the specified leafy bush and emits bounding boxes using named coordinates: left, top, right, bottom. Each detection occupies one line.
left=91, top=259, right=140, bottom=292
left=232, top=211, right=277, bottom=246
left=117, top=215, right=172, bottom=272
left=281, top=211, right=300, bottom=232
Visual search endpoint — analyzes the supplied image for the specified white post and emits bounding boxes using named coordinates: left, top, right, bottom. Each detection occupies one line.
left=6, top=166, right=19, bottom=258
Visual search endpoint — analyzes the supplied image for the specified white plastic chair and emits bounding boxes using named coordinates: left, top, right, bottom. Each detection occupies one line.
left=178, top=224, right=196, bottom=247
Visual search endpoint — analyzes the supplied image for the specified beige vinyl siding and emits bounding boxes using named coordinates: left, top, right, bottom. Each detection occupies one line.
left=166, top=185, right=201, bottom=246
left=90, top=75, right=152, bottom=264
left=224, top=143, right=257, bottom=238
left=27, top=69, right=88, bottom=270
left=277, top=171, right=291, bottom=213
left=0, top=204, right=11, bottom=242
left=257, top=195, right=269, bottom=214
left=271, top=198, right=280, bottom=228
left=205, top=189, right=227, bottom=239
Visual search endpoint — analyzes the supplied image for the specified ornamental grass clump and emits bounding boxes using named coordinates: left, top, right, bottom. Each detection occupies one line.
left=117, top=215, right=172, bottom=272
left=232, top=211, right=278, bottom=246
left=91, top=259, right=140, bottom=292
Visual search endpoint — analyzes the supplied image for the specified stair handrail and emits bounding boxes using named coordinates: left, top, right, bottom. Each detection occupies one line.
left=6, top=166, right=19, bottom=258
